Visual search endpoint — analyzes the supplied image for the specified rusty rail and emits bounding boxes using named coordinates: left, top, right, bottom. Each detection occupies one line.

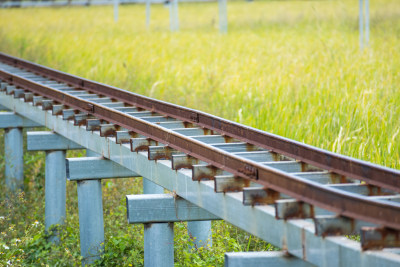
left=1, top=52, right=400, bottom=232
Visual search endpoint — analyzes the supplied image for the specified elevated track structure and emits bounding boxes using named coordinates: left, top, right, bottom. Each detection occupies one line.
left=0, top=53, right=399, bottom=266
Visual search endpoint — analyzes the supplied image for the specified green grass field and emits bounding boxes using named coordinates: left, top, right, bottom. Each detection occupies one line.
left=0, top=0, right=399, bottom=265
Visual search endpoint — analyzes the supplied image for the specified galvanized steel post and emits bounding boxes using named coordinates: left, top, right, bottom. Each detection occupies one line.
left=359, top=0, right=364, bottom=49
left=143, top=179, right=174, bottom=267
left=218, top=0, right=228, bottom=33
left=27, top=131, right=83, bottom=243
left=365, top=0, right=370, bottom=46
left=146, top=0, right=151, bottom=28
left=77, top=179, right=104, bottom=266
left=169, top=0, right=179, bottom=32
left=77, top=149, right=104, bottom=266
left=187, top=220, right=212, bottom=248
left=45, top=150, right=67, bottom=243
left=5, top=127, right=23, bottom=192
left=114, top=0, right=119, bottom=22
left=359, top=0, right=370, bottom=49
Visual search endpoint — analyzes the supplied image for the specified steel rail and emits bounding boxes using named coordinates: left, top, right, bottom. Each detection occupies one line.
left=0, top=52, right=398, bottom=193
left=1, top=55, right=400, bottom=231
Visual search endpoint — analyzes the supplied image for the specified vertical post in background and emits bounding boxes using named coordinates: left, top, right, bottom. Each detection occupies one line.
left=114, top=0, right=119, bottom=22
left=218, top=0, right=228, bottom=34
left=77, top=149, right=104, bottom=266
left=359, top=0, right=363, bottom=49
left=187, top=220, right=212, bottom=249
left=5, top=128, right=23, bottom=193
left=359, top=0, right=370, bottom=49
left=146, top=0, right=151, bottom=28
left=45, top=150, right=67, bottom=244
left=365, top=0, right=370, bottom=46
left=143, top=179, right=174, bottom=267
left=169, top=0, right=179, bottom=32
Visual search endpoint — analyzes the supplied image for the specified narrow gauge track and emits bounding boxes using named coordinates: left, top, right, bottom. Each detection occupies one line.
left=0, top=53, right=399, bottom=235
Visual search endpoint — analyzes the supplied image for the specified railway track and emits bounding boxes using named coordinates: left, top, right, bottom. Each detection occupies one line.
left=0, top=52, right=400, bottom=251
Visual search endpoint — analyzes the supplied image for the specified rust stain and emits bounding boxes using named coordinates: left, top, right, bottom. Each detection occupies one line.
left=245, top=143, right=257, bottom=151
left=271, top=152, right=280, bottom=161
left=101, top=127, right=116, bottom=137
left=202, top=128, right=213, bottom=135
left=150, top=153, right=172, bottom=161
left=282, top=201, right=312, bottom=219
left=130, top=132, right=140, bottom=138
left=361, top=227, right=400, bottom=250
left=221, top=177, right=248, bottom=193
left=301, top=162, right=307, bottom=172
left=320, top=218, right=353, bottom=237
left=192, top=167, right=218, bottom=181
left=367, top=184, right=386, bottom=196
left=173, top=163, right=194, bottom=170
left=222, top=135, right=235, bottom=143
left=183, top=121, right=194, bottom=128
left=222, top=186, right=243, bottom=193
left=133, top=145, right=150, bottom=152
left=53, top=109, right=63, bottom=116
left=339, top=175, right=348, bottom=184
left=250, top=188, right=280, bottom=206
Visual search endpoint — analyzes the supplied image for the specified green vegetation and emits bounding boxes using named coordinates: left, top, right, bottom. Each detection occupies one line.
left=0, top=0, right=399, bottom=265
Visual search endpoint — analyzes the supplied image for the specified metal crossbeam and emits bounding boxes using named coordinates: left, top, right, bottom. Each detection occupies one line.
left=66, top=157, right=139, bottom=180
left=27, top=131, right=84, bottom=151
left=0, top=112, right=41, bottom=128
left=126, top=194, right=220, bottom=223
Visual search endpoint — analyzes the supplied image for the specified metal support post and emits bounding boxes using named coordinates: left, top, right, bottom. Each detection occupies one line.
left=67, top=152, right=138, bottom=265
left=76, top=149, right=104, bottom=266
left=114, top=0, right=119, bottom=22
left=142, top=179, right=174, bottom=266
left=5, top=127, right=23, bottom=192
left=77, top=179, right=104, bottom=266
left=146, top=0, right=151, bottom=28
left=27, top=131, right=83, bottom=243
left=365, top=0, right=370, bottom=45
left=45, top=150, right=66, bottom=243
left=1, top=113, right=42, bottom=193
left=144, top=222, right=174, bottom=267
left=169, top=0, right=179, bottom=32
left=359, top=0, right=370, bottom=49
left=218, top=0, right=228, bottom=33
left=187, top=220, right=212, bottom=248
